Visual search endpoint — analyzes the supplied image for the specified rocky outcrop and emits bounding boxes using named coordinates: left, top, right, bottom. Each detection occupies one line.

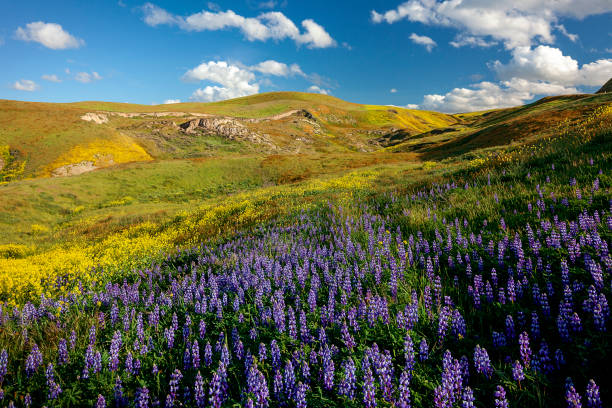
left=81, top=113, right=108, bottom=124
left=52, top=161, right=98, bottom=177
left=179, top=117, right=270, bottom=144
left=596, top=78, right=612, bottom=94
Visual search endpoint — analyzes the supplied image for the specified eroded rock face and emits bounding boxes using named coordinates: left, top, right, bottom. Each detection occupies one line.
left=81, top=113, right=108, bottom=124
left=51, top=161, right=98, bottom=177
left=179, top=117, right=268, bottom=143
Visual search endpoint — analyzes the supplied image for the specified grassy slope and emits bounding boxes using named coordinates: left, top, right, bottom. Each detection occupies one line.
left=0, top=92, right=457, bottom=179
left=390, top=93, right=612, bottom=159
left=0, top=92, right=610, bottom=302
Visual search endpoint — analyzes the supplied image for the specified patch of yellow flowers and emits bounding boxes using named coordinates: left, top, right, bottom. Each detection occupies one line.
left=0, top=168, right=380, bottom=305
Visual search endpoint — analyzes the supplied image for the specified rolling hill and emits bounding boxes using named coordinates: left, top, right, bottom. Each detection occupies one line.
left=0, top=91, right=610, bottom=300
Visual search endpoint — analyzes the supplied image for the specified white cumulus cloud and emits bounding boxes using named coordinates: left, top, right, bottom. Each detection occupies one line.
left=142, top=3, right=335, bottom=48
left=184, top=59, right=327, bottom=102
left=41, top=74, right=61, bottom=83
left=163, top=99, right=181, bottom=104
left=307, top=85, right=330, bottom=95
left=493, top=46, right=612, bottom=87
left=409, top=33, right=436, bottom=51
left=251, top=60, right=304, bottom=77
left=12, top=79, right=39, bottom=91
left=372, top=1, right=612, bottom=49
left=16, top=22, right=84, bottom=49
left=419, top=79, right=578, bottom=113
left=75, top=71, right=102, bottom=83
left=185, top=61, right=260, bottom=102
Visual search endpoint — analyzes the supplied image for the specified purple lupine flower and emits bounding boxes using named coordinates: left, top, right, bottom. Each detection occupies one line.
left=258, top=343, right=267, bottom=363
left=109, top=331, right=122, bottom=372
left=339, top=358, right=356, bottom=400
left=397, top=369, right=411, bottom=408
left=0, top=349, right=7, bottom=384
left=273, top=369, right=283, bottom=401
left=192, top=340, right=200, bottom=369
left=376, top=349, right=394, bottom=402
left=124, top=351, right=134, bottom=376
left=25, top=344, right=43, bottom=377
left=204, top=342, right=212, bottom=367
left=593, top=303, right=606, bottom=332
left=69, top=330, right=76, bottom=350
left=164, top=328, right=175, bottom=349
left=519, top=332, right=531, bottom=368
left=57, top=338, right=68, bottom=365
left=462, top=387, right=475, bottom=408
left=419, top=338, right=429, bottom=361
left=183, top=343, right=192, bottom=370
left=271, top=340, right=281, bottom=370
left=136, top=387, right=150, bottom=408
left=113, top=376, right=126, bottom=407
left=473, top=345, right=493, bottom=378
left=495, top=385, right=509, bottom=408
left=96, top=394, right=106, bottom=408
left=88, top=324, right=97, bottom=345
left=247, top=364, right=269, bottom=408
left=557, top=314, right=571, bottom=341
left=166, top=369, right=182, bottom=407
left=295, top=382, right=308, bottom=408
left=566, top=385, right=582, bottom=408
left=194, top=371, right=206, bottom=408
left=284, top=360, right=297, bottom=398
left=363, top=365, right=377, bottom=408
left=586, top=379, right=602, bottom=408
left=24, top=394, right=31, bottom=407
left=199, top=320, right=206, bottom=339
left=404, top=334, right=415, bottom=379
left=46, top=363, right=62, bottom=400
left=513, top=360, right=525, bottom=382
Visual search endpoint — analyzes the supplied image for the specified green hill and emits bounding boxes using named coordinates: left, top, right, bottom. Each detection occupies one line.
left=0, top=91, right=610, bottom=300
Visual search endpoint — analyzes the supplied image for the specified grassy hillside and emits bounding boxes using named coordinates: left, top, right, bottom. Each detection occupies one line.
left=0, top=90, right=609, bottom=408
left=0, top=92, right=457, bottom=181
left=0, top=92, right=610, bottom=305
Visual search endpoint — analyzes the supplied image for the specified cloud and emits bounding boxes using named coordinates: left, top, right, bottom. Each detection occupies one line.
left=419, top=79, right=578, bottom=113
left=75, top=71, right=102, bottom=83
left=15, top=22, right=84, bottom=49
left=555, top=24, right=578, bottom=42
left=41, top=74, right=62, bottom=82
left=163, top=99, right=181, bottom=104
left=405, top=103, right=419, bottom=109
left=12, top=79, right=39, bottom=91
left=372, top=1, right=612, bottom=49
left=307, top=85, right=330, bottom=95
left=409, top=33, right=436, bottom=51
left=493, top=45, right=612, bottom=87
left=390, top=88, right=398, bottom=93
left=185, top=61, right=259, bottom=102
left=251, top=60, right=304, bottom=77
left=450, top=35, right=497, bottom=48
left=184, top=59, right=331, bottom=102
left=142, top=3, right=335, bottom=48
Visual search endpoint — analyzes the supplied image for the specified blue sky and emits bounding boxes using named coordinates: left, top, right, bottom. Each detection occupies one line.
left=1, top=0, right=611, bottom=112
